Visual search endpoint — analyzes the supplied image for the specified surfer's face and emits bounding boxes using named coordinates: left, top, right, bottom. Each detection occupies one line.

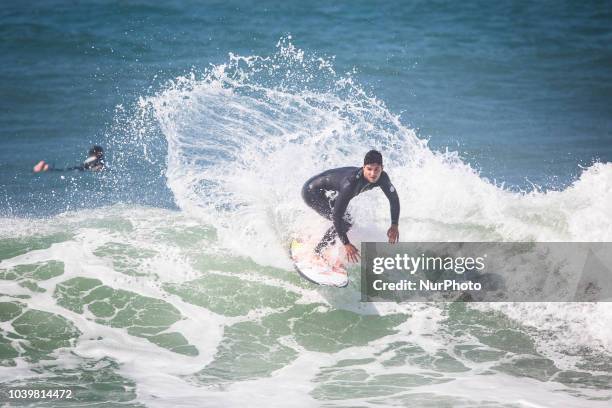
left=363, top=163, right=382, bottom=183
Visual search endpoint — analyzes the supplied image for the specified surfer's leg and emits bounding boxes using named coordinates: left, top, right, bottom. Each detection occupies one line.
left=314, top=213, right=352, bottom=255
left=314, top=226, right=337, bottom=255
left=304, top=191, right=336, bottom=255
left=301, top=185, right=332, bottom=217
left=302, top=186, right=333, bottom=254
left=302, top=184, right=355, bottom=255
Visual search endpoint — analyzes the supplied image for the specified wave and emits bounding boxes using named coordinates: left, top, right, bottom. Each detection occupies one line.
left=131, top=37, right=612, bottom=266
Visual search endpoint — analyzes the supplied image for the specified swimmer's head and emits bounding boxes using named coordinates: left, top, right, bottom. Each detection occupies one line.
left=363, top=150, right=383, bottom=183
left=83, top=145, right=105, bottom=169
left=88, top=145, right=104, bottom=159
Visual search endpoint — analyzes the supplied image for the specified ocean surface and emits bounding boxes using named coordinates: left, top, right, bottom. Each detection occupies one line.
left=1, top=1, right=612, bottom=406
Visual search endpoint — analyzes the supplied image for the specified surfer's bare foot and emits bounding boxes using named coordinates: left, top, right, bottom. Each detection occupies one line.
left=315, top=252, right=346, bottom=273
left=314, top=252, right=336, bottom=265
left=332, top=258, right=345, bottom=269
left=311, top=253, right=329, bottom=266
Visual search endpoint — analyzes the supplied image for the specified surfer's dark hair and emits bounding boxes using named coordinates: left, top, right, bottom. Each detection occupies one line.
left=89, top=145, right=104, bottom=158
left=364, top=150, right=383, bottom=166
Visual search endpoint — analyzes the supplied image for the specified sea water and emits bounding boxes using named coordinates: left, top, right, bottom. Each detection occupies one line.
left=1, top=1, right=611, bottom=406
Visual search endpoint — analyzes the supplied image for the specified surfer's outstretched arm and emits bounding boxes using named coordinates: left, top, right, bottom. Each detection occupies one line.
left=332, top=185, right=360, bottom=262
left=32, top=146, right=105, bottom=174
left=33, top=160, right=86, bottom=172
left=331, top=188, right=352, bottom=246
left=380, top=172, right=400, bottom=243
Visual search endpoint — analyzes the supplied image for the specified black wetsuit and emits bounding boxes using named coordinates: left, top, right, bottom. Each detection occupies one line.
left=301, top=166, right=400, bottom=254
left=50, top=158, right=105, bottom=172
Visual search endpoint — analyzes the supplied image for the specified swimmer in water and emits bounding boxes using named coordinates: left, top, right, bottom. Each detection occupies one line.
left=33, top=145, right=106, bottom=173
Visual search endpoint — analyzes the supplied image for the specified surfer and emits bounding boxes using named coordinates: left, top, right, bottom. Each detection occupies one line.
left=33, top=145, right=106, bottom=173
left=301, top=150, right=400, bottom=263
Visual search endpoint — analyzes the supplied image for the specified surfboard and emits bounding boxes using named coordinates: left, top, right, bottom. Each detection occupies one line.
left=290, top=238, right=349, bottom=287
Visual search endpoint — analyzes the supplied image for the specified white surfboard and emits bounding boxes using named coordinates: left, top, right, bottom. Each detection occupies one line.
left=290, top=238, right=349, bottom=287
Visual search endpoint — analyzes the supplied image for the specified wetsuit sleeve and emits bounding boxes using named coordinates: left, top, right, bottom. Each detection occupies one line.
left=380, top=173, right=400, bottom=225
left=332, top=184, right=353, bottom=245
left=49, top=166, right=84, bottom=172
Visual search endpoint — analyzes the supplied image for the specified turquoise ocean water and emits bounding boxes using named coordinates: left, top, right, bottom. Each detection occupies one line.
left=1, top=1, right=612, bottom=406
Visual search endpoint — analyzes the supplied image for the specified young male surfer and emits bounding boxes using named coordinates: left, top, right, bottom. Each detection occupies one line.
left=301, top=150, right=400, bottom=263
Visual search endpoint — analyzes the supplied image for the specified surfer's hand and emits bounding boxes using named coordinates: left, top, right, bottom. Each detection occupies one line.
left=33, top=160, right=49, bottom=173
left=387, top=224, right=399, bottom=243
left=344, top=244, right=360, bottom=263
